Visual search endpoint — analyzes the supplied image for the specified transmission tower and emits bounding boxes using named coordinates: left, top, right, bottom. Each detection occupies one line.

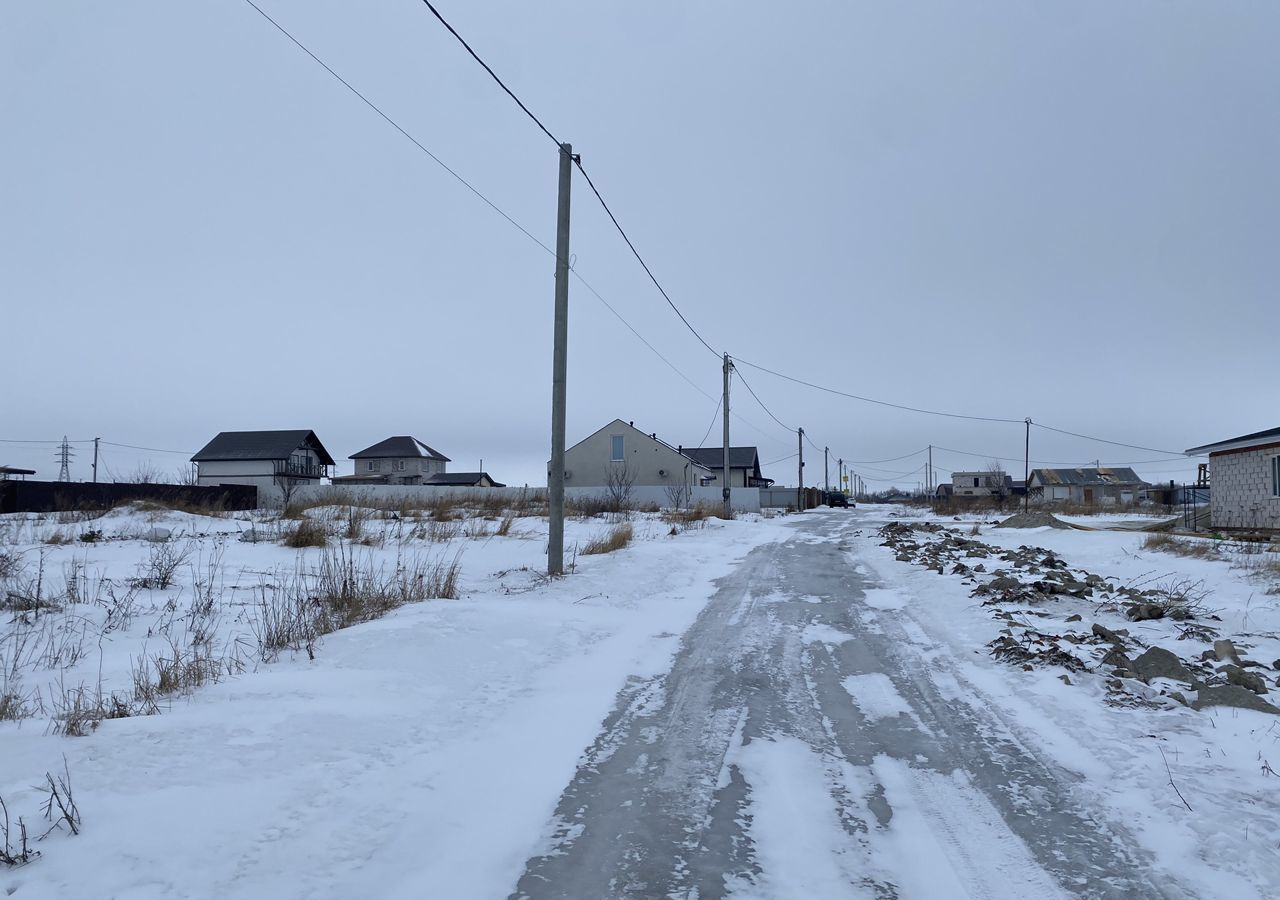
left=57, top=436, right=74, bottom=482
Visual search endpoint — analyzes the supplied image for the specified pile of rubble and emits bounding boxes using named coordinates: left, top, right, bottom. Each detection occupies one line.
left=878, top=521, right=1280, bottom=715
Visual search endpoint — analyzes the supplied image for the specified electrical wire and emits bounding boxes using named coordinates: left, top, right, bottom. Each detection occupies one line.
left=240, top=0, right=725, bottom=413
left=765, top=452, right=798, bottom=466
left=1031, top=422, right=1188, bottom=456
left=100, top=441, right=195, bottom=455
left=411, top=0, right=721, bottom=357
left=846, top=448, right=928, bottom=465
left=695, top=396, right=723, bottom=452
left=572, top=161, right=720, bottom=357
left=417, top=0, right=562, bottom=148
left=733, top=365, right=792, bottom=433
left=731, top=357, right=1025, bottom=424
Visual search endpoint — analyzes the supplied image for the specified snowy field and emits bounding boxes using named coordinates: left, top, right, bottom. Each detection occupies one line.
left=3, top=499, right=1279, bottom=898
left=0, top=501, right=785, bottom=898
left=856, top=504, right=1280, bottom=898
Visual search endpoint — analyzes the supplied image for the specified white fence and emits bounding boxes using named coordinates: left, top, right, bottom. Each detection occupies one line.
left=291, top=483, right=761, bottom=513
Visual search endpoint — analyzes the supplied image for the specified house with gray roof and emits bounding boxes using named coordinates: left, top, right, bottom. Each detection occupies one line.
left=1027, top=467, right=1148, bottom=506
left=333, top=436, right=450, bottom=486
left=191, top=430, right=334, bottom=506
left=1186, top=426, right=1280, bottom=531
left=680, top=446, right=774, bottom=488
left=558, top=419, right=715, bottom=490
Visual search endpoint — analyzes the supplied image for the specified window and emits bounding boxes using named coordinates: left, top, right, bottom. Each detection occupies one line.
left=610, top=435, right=624, bottom=461
left=394, top=460, right=406, bottom=472
left=367, top=461, right=381, bottom=473
left=1272, top=456, right=1280, bottom=497
left=973, top=477, right=980, bottom=488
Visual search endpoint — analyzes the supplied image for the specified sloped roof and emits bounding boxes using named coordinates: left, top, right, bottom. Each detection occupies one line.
left=192, top=430, right=335, bottom=465
left=424, top=472, right=504, bottom=487
left=560, top=419, right=714, bottom=472
left=682, top=447, right=761, bottom=469
left=1186, top=426, right=1280, bottom=456
left=1029, top=467, right=1146, bottom=486
left=350, top=436, right=450, bottom=461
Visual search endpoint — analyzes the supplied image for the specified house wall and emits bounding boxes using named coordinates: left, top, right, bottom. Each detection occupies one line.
left=951, top=471, right=1002, bottom=498
left=1209, top=447, right=1280, bottom=530
left=196, top=449, right=326, bottom=508
left=353, top=457, right=445, bottom=479
left=561, top=422, right=711, bottom=489
left=699, top=464, right=754, bottom=488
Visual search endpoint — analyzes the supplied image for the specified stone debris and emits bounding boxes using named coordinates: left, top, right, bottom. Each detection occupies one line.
left=878, top=519, right=1275, bottom=716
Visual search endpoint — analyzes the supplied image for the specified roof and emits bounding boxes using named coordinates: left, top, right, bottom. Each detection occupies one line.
left=350, top=436, right=450, bottom=461
left=1185, top=426, right=1280, bottom=456
left=424, top=472, right=505, bottom=487
left=191, top=430, right=335, bottom=466
left=1029, top=467, right=1146, bottom=486
left=560, top=419, right=714, bottom=472
left=682, top=447, right=761, bottom=469
left=0, top=466, right=36, bottom=476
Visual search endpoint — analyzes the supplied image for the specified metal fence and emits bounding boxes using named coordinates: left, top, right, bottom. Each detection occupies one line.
left=0, top=480, right=257, bottom=514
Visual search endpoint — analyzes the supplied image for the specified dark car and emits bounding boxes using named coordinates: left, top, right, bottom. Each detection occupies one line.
left=828, top=491, right=850, bottom=508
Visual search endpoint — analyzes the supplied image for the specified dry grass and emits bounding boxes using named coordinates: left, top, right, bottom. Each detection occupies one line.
left=282, top=518, right=328, bottom=548
left=1142, top=532, right=1220, bottom=559
left=582, top=523, right=634, bottom=556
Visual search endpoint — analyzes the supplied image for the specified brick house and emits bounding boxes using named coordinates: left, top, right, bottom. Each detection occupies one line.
left=1185, top=426, right=1280, bottom=532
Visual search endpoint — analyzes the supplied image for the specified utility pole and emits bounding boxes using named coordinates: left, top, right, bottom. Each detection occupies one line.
left=928, top=444, right=933, bottom=495
left=824, top=447, right=829, bottom=494
left=1024, top=417, right=1032, bottom=514
left=797, top=428, right=805, bottom=511
left=548, top=142, right=574, bottom=576
left=92, top=437, right=100, bottom=484
left=722, top=353, right=732, bottom=518
left=838, top=457, right=843, bottom=495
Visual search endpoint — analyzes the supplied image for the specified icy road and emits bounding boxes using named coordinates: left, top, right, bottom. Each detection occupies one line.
left=511, top=512, right=1190, bottom=900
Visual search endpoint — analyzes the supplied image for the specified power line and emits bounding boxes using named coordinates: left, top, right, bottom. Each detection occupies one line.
left=240, top=0, right=727, bottom=418
left=733, top=366, right=792, bottom=433
left=846, top=448, right=928, bottom=465
left=99, top=440, right=195, bottom=456
left=417, top=0, right=561, bottom=148
left=240, top=0, right=557, bottom=261
left=731, top=357, right=1025, bottom=424
left=765, top=452, right=798, bottom=466
left=695, top=396, right=723, bottom=451
left=572, top=161, right=720, bottom=357
left=412, top=0, right=721, bottom=358
left=1031, top=422, right=1187, bottom=456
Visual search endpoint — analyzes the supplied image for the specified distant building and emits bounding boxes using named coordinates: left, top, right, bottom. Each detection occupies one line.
left=1027, top=467, right=1148, bottom=506
left=680, top=447, right=774, bottom=488
left=333, top=436, right=450, bottom=486
left=949, top=471, right=1012, bottom=499
left=424, top=472, right=505, bottom=488
left=0, top=466, right=35, bottom=481
left=1185, top=426, right=1280, bottom=531
left=557, top=419, right=714, bottom=489
left=192, top=430, right=334, bottom=505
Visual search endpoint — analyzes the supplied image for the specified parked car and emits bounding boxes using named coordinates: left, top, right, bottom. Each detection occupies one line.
left=828, top=491, right=850, bottom=508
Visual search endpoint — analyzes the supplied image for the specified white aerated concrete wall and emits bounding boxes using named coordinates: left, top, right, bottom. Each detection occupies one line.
left=1210, top=448, right=1280, bottom=530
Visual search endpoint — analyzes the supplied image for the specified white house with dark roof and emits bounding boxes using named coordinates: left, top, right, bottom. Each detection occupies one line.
left=333, top=436, right=450, bottom=486
left=191, top=430, right=334, bottom=505
left=680, top=446, right=774, bottom=488
left=1027, top=467, right=1148, bottom=505
left=1186, top=426, right=1280, bottom=531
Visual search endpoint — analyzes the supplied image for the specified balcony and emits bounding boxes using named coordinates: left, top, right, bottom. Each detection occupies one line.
left=273, top=460, right=329, bottom=480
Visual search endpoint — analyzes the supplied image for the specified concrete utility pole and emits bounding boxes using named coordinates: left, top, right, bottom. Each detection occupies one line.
left=722, top=353, right=732, bottom=518
left=548, top=142, right=574, bottom=576
left=797, top=428, right=805, bottom=511
left=824, top=447, right=829, bottom=494
left=838, top=457, right=843, bottom=494
left=928, top=444, right=933, bottom=495
left=1024, top=417, right=1032, bottom=514
left=92, top=437, right=100, bottom=484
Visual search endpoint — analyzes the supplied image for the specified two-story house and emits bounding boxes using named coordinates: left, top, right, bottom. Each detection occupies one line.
left=334, top=436, right=450, bottom=486
left=191, top=430, right=334, bottom=505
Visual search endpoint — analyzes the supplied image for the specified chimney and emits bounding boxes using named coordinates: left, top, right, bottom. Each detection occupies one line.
left=629, top=421, right=634, bottom=427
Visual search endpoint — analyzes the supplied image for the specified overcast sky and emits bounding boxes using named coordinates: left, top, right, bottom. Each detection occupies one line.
left=3, top=1, right=1276, bottom=489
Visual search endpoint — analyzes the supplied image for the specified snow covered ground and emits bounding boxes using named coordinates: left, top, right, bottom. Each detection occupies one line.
left=0, top=502, right=786, bottom=898
left=854, top=505, right=1280, bottom=898
left=2, top=501, right=1278, bottom=898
